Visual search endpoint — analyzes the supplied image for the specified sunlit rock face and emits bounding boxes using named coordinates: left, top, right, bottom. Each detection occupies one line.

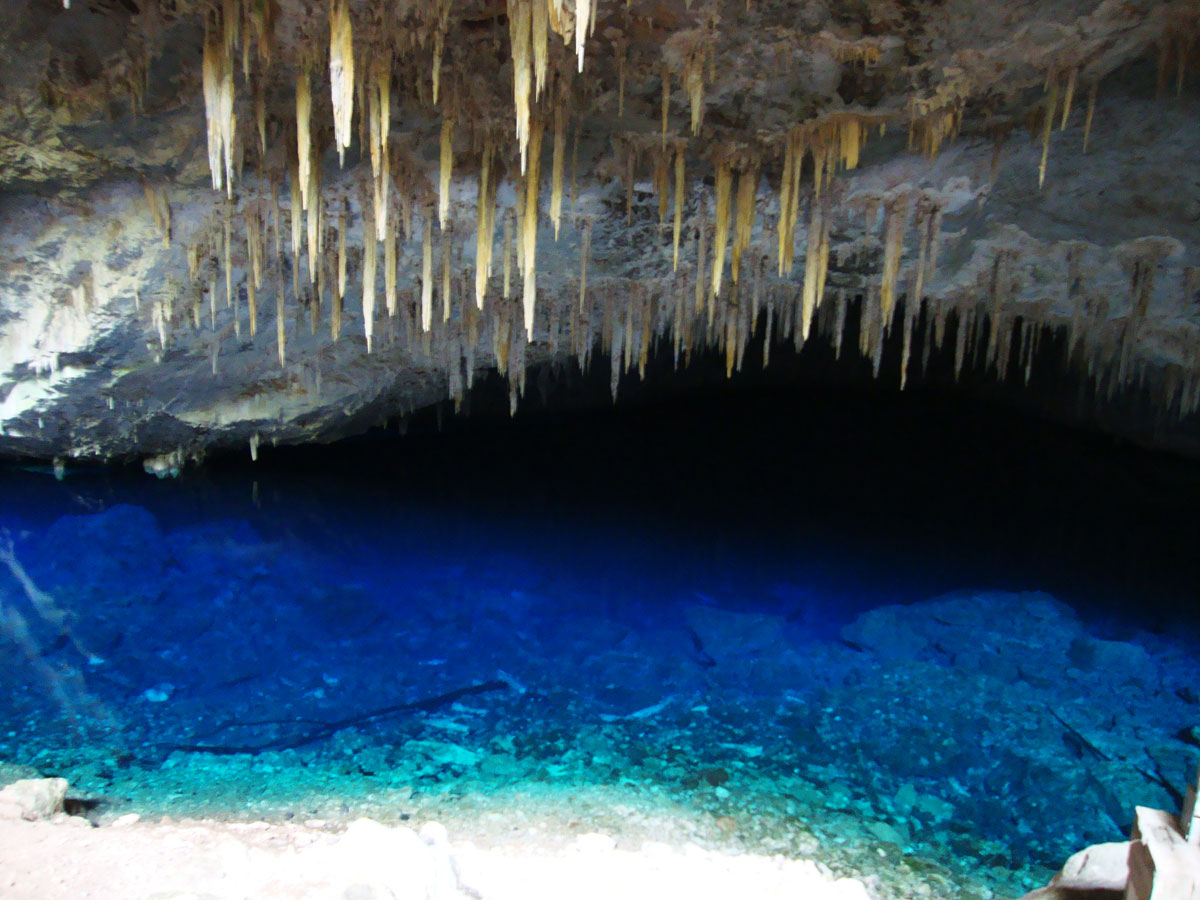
left=0, top=0, right=1196, bottom=466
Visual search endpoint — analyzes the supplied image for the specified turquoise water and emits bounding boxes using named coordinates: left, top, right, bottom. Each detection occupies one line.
left=2, top=386, right=1198, bottom=900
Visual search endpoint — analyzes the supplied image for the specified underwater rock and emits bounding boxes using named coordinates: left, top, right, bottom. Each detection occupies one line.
left=841, top=591, right=1081, bottom=674
left=840, top=609, right=927, bottom=660
left=683, top=604, right=787, bottom=664
left=1067, top=637, right=1157, bottom=686
left=0, top=777, right=69, bottom=821
left=405, top=739, right=483, bottom=770
left=33, top=504, right=167, bottom=613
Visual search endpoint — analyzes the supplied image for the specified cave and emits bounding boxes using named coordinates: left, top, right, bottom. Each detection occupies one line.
left=1, top=0, right=1199, bottom=898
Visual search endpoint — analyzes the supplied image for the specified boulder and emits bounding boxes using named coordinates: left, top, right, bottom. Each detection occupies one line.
left=0, top=777, right=69, bottom=821
left=1017, top=841, right=1130, bottom=900
left=684, top=605, right=787, bottom=664
left=840, top=607, right=927, bottom=660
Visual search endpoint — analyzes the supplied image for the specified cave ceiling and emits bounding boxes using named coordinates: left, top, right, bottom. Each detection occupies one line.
left=0, top=0, right=1197, bottom=469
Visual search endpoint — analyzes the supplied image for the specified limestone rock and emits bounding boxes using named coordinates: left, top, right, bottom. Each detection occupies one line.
left=0, top=777, right=69, bottom=821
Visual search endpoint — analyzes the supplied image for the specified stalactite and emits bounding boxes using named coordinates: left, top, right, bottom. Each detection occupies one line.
left=421, top=213, right=433, bottom=331
left=694, top=213, right=707, bottom=312
left=799, top=195, right=823, bottom=342
left=355, top=70, right=368, bottom=157
left=329, top=0, right=355, bottom=167
left=711, top=159, right=733, bottom=298
left=1060, top=68, right=1077, bottom=130
left=289, top=158, right=303, bottom=285
left=270, top=183, right=282, bottom=261
left=579, top=220, right=592, bottom=311
left=274, top=265, right=285, bottom=369
left=570, top=118, right=581, bottom=211
left=296, top=66, right=312, bottom=211
left=909, top=198, right=933, bottom=326
left=610, top=317, right=623, bottom=400
left=222, top=210, right=233, bottom=316
left=731, top=166, right=756, bottom=285
left=870, top=292, right=884, bottom=378
left=954, top=305, right=969, bottom=379
left=502, top=211, right=513, bottom=299
left=1023, top=319, right=1038, bottom=385
left=368, top=57, right=392, bottom=240
left=653, top=152, right=670, bottom=226
left=685, top=50, right=704, bottom=135
left=385, top=199, right=397, bottom=316
left=777, top=133, right=796, bottom=276
left=306, top=161, right=320, bottom=284
left=575, top=0, right=589, bottom=72
left=475, top=142, right=496, bottom=308
left=925, top=204, right=944, bottom=289
left=327, top=244, right=342, bottom=342
left=362, top=200, right=376, bottom=352
left=899, top=298, right=917, bottom=389
left=641, top=295, right=653, bottom=379
left=202, top=23, right=236, bottom=197
left=1083, top=83, right=1097, bottom=152
left=833, top=290, right=847, bottom=360
left=985, top=253, right=1007, bottom=369
left=1176, top=34, right=1191, bottom=96
left=254, top=83, right=267, bottom=159
left=551, top=104, right=566, bottom=239
left=751, top=251, right=763, bottom=325
left=522, top=117, right=544, bottom=336
left=508, top=0, right=533, bottom=172
left=441, top=228, right=452, bottom=323
left=431, top=0, right=451, bottom=105
left=532, top=0, right=549, bottom=100
left=245, top=208, right=261, bottom=337
left=880, top=193, right=909, bottom=327
left=672, top=146, right=685, bottom=271
left=333, top=203, right=346, bottom=309
left=439, top=117, right=454, bottom=231
left=1038, top=75, right=1058, bottom=189
left=617, top=42, right=627, bottom=117
left=465, top=294, right=479, bottom=384
left=816, top=206, right=830, bottom=312
left=811, top=142, right=827, bottom=201
left=144, top=183, right=171, bottom=247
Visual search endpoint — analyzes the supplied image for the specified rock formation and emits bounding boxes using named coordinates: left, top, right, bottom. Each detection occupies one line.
left=0, top=0, right=1196, bottom=466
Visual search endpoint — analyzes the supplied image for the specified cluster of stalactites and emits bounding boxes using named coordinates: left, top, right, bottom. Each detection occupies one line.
left=507, top=0, right=595, bottom=174
left=199, top=0, right=278, bottom=199
left=1035, top=66, right=1101, bottom=188
left=908, top=98, right=962, bottom=160
left=329, top=0, right=355, bottom=167
left=201, top=21, right=236, bottom=197
left=776, top=114, right=878, bottom=278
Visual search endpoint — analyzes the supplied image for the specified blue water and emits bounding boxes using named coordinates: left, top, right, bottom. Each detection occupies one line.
left=1, top=386, right=1198, bottom=899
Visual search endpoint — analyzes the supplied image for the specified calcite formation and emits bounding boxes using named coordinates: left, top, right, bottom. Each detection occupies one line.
left=0, top=0, right=1197, bottom=466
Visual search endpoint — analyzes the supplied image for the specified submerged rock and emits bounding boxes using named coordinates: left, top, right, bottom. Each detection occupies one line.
left=684, top=604, right=787, bottom=664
